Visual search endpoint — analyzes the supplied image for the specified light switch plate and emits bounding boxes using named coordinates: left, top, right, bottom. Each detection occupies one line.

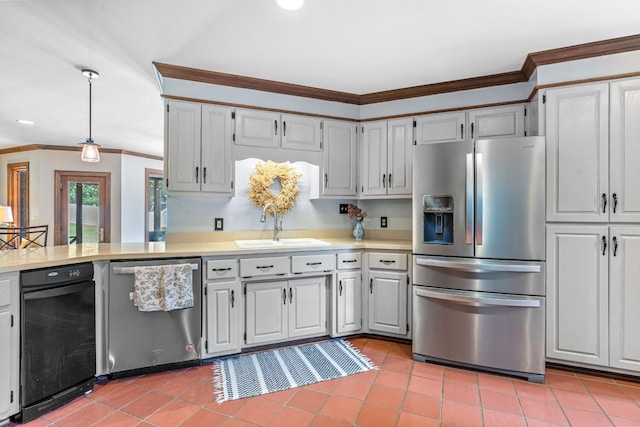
left=214, top=218, right=224, bottom=231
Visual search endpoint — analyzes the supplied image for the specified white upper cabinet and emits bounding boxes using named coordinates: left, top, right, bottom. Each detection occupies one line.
left=322, top=119, right=357, bottom=197
left=234, top=108, right=321, bottom=151
left=165, top=100, right=234, bottom=195
left=360, top=118, right=412, bottom=198
left=610, top=78, right=640, bottom=223
left=415, top=105, right=525, bottom=145
left=546, top=83, right=610, bottom=222
left=468, top=105, right=525, bottom=140
left=415, top=111, right=466, bottom=144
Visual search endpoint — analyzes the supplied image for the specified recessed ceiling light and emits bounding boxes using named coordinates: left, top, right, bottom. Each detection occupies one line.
left=276, top=0, right=304, bottom=11
left=16, top=119, right=35, bottom=125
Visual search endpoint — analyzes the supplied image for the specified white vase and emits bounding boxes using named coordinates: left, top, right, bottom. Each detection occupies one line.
left=353, top=218, right=364, bottom=240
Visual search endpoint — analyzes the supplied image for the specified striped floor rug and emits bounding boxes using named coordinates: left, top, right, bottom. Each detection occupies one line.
left=212, top=339, right=376, bottom=403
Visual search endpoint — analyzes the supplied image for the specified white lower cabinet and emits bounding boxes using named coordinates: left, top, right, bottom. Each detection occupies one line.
left=245, top=277, right=327, bottom=346
left=336, top=271, right=362, bottom=334
left=547, top=225, right=640, bottom=372
left=0, top=272, right=19, bottom=421
left=203, top=259, right=241, bottom=357
left=368, top=270, right=408, bottom=336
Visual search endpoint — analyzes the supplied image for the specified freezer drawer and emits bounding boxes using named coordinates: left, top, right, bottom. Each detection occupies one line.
left=412, top=285, right=545, bottom=380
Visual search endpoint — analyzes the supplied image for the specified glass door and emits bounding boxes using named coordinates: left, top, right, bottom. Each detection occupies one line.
left=145, top=169, right=166, bottom=242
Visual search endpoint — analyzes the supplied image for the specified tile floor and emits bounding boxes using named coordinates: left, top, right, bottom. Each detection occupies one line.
left=11, top=337, right=640, bottom=426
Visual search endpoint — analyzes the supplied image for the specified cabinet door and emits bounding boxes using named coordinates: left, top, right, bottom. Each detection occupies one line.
left=368, top=271, right=407, bottom=335
left=245, top=281, right=288, bottom=345
left=360, top=121, right=387, bottom=196
left=322, top=120, right=357, bottom=197
left=415, top=112, right=466, bottom=144
left=546, top=83, right=609, bottom=222
left=281, top=114, right=322, bottom=151
left=201, top=105, right=234, bottom=194
left=609, top=226, right=640, bottom=371
left=610, top=78, right=640, bottom=223
left=234, top=109, right=279, bottom=148
left=386, top=118, right=413, bottom=196
left=546, top=225, right=609, bottom=366
left=0, top=274, right=18, bottom=420
left=468, top=105, right=525, bottom=140
left=166, top=100, right=201, bottom=192
left=288, top=277, right=327, bottom=339
left=205, top=281, right=240, bottom=355
left=336, top=271, right=362, bottom=334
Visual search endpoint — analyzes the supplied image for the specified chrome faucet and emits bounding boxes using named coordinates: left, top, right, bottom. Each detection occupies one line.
left=260, top=203, right=282, bottom=241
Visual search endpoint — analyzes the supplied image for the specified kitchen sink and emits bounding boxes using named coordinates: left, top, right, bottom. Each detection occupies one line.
left=234, top=238, right=331, bottom=249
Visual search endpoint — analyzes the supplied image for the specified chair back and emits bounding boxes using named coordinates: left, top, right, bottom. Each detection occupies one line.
left=0, top=225, right=49, bottom=249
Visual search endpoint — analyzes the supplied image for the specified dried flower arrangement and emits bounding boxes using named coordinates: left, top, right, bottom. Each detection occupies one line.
left=347, top=204, right=366, bottom=220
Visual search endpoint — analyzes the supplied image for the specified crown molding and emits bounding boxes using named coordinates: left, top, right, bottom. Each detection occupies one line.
left=155, top=34, right=640, bottom=106
left=0, top=144, right=163, bottom=161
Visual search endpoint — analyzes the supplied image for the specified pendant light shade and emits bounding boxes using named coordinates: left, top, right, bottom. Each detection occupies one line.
left=276, top=0, right=304, bottom=10
left=79, top=69, right=101, bottom=162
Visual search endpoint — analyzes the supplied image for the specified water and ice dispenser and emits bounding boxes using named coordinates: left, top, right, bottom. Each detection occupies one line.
left=423, top=195, right=454, bottom=244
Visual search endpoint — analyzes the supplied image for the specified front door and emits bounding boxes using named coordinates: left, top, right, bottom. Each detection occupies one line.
left=54, top=171, right=110, bottom=245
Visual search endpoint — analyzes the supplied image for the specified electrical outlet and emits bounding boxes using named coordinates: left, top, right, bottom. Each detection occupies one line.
left=381, top=216, right=388, bottom=228
left=214, top=218, right=224, bottom=231
left=339, top=204, right=348, bottom=214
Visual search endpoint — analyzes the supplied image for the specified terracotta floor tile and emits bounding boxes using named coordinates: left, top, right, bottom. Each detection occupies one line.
left=526, top=419, right=569, bottom=427
left=56, top=400, right=114, bottom=427
left=622, top=385, right=640, bottom=402
left=443, top=367, right=478, bottom=386
left=89, top=380, right=126, bottom=399
left=552, top=387, right=602, bottom=412
left=481, top=408, right=527, bottom=427
left=610, top=416, right=640, bottom=426
left=545, top=371, right=588, bottom=392
left=309, top=414, right=352, bottom=427
left=441, top=399, right=483, bottom=427
left=17, top=418, right=54, bottom=427
left=411, top=361, right=444, bottom=380
left=443, top=381, right=480, bottom=406
left=402, top=391, right=441, bottom=419
left=519, top=397, right=569, bottom=425
left=263, top=387, right=298, bottom=404
left=288, top=388, right=330, bottom=413
left=333, top=376, right=371, bottom=400
left=268, top=406, right=315, bottom=427
left=362, top=349, right=386, bottom=367
left=234, top=397, right=282, bottom=425
left=563, top=407, right=614, bottom=426
left=93, top=383, right=147, bottom=409
left=179, top=380, right=218, bottom=406
left=354, top=402, right=399, bottom=427
left=514, top=381, right=557, bottom=403
left=351, top=368, right=378, bottom=383
left=381, top=355, right=413, bottom=374
left=318, top=395, right=361, bottom=423
left=91, top=411, right=141, bottom=427
left=407, top=374, right=442, bottom=397
left=181, top=364, right=215, bottom=381
left=477, top=373, right=516, bottom=394
left=40, top=396, right=92, bottom=422
left=145, top=398, right=199, bottom=426
left=306, top=377, right=341, bottom=394
left=388, top=342, right=413, bottom=359
left=206, top=397, right=247, bottom=415
left=479, top=389, right=522, bottom=415
left=152, top=375, right=199, bottom=398
left=594, top=394, right=640, bottom=420
left=396, top=411, right=440, bottom=427
left=120, top=391, right=173, bottom=419
left=582, top=378, right=628, bottom=398
left=362, top=339, right=393, bottom=354
left=375, top=370, right=409, bottom=390
left=130, top=371, right=177, bottom=389
left=576, top=371, right=615, bottom=383
left=180, top=408, right=229, bottom=427
left=365, top=383, right=405, bottom=409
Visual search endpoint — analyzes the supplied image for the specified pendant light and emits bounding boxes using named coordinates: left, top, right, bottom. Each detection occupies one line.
left=79, top=69, right=101, bottom=162
left=276, top=0, right=304, bottom=11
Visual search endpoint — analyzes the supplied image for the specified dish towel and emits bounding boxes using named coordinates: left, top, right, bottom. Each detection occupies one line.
left=133, top=264, right=194, bottom=312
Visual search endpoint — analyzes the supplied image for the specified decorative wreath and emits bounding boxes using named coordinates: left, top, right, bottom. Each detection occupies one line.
left=248, top=161, right=302, bottom=216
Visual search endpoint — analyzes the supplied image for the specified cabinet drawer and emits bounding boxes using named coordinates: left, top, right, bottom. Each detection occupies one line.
left=291, top=254, right=335, bottom=274
left=0, top=278, right=11, bottom=307
left=337, top=253, right=362, bottom=270
left=206, top=259, right=238, bottom=280
left=240, top=257, right=289, bottom=277
left=368, top=252, right=407, bottom=270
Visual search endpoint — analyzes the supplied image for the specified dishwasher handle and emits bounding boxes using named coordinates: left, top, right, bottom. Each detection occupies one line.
left=112, top=263, right=199, bottom=275
left=415, top=287, right=540, bottom=308
left=415, top=257, right=541, bottom=273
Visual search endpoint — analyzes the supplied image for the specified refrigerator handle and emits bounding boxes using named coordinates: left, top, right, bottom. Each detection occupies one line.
left=466, top=153, right=474, bottom=245
left=476, top=152, right=483, bottom=245
left=415, top=288, right=541, bottom=308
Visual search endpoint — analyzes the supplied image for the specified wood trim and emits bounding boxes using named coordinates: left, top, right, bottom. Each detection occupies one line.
left=155, top=34, right=640, bottom=105
left=7, top=162, right=29, bottom=228
left=153, top=62, right=362, bottom=105
left=526, top=70, right=640, bottom=102
left=0, top=144, right=163, bottom=161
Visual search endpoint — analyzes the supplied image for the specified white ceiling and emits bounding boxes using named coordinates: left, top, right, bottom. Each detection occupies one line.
left=1, top=0, right=639, bottom=157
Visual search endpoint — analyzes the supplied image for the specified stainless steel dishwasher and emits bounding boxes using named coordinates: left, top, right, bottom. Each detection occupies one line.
left=107, top=258, right=201, bottom=377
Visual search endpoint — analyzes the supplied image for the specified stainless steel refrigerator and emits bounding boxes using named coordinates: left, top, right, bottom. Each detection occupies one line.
left=412, top=136, right=546, bottom=382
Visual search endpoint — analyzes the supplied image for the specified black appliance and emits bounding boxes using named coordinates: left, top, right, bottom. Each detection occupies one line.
left=16, top=262, right=96, bottom=422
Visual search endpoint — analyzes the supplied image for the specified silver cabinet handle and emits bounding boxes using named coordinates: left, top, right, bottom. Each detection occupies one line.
left=210, top=267, right=232, bottom=272
left=274, top=120, right=278, bottom=135
left=602, top=193, right=607, bottom=213
left=415, top=287, right=540, bottom=308
left=379, top=259, right=396, bottom=265
left=306, top=262, right=322, bottom=266
left=256, top=265, right=274, bottom=270
left=388, top=174, right=392, bottom=188
left=382, top=174, right=386, bottom=188
left=416, top=258, right=541, bottom=273
left=195, top=166, right=199, bottom=184
left=231, top=290, right=235, bottom=308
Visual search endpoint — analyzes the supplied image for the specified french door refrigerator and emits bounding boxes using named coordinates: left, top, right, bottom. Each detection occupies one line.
left=412, top=136, right=546, bottom=382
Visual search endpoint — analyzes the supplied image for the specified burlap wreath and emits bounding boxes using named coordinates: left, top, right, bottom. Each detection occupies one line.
left=248, top=161, right=302, bottom=215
